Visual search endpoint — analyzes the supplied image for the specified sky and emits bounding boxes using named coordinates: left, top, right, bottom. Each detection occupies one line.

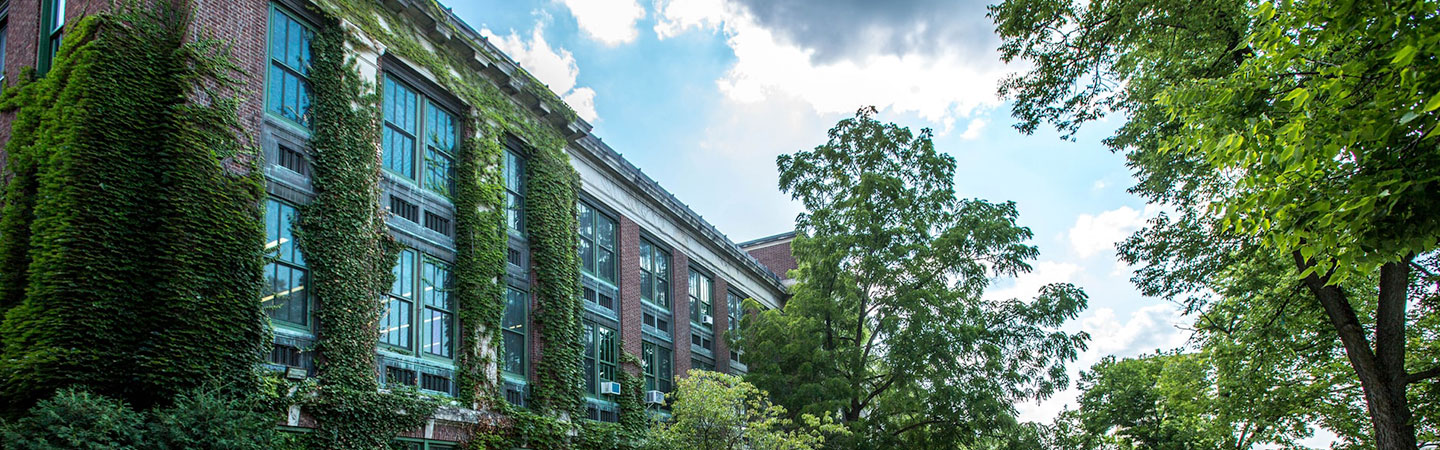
left=445, top=0, right=1322, bottom=440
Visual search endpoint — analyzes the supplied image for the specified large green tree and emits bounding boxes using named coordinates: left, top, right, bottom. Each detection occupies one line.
left=990, top=0, right=1440, bottom=448
left=745, top=106, right=1089, bottom=449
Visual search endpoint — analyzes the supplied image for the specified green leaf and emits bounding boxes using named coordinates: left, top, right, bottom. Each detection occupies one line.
left=1424, top=91, right=1440, bottom=112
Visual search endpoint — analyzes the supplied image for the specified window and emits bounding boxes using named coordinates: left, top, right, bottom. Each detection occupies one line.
left=502, top=286, right=528, bottom=378
left=582, top=286, right=615, bottom=313
left=578, top=201, right=617, bottom=284
left=582, top=321, right=618, bottom=397
left=419, top=259, right=454, bottom=358
left=728, top=291, right=745, bottom=362
left=689, top=269, right=713, bottom=327
left=504, top=149, right=525, bottom=232
left=642, top=341, right=673, bottom=393
left=379, top=249, right=455, bottom=360
left=263, top=199, right=309, bottom=330
left=382, top=75, right=457, bottom=197
left=37, top=0, right=63, bottom=75
left=690, top=330, right=713, bottom=356
left=691, top=358, right=715, bottom=372
left=639, top=239, right=669, bottom=308
left=0, top=3, right=9, bottom=81
left=392, top=439, right=457, bottom=450
left=642, top=307, right=671, bottom=338
left=266, top=4, right=313, bottom=127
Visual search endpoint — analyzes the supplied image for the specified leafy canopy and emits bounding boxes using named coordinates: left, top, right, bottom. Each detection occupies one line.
left=746, top=106, right=1089, bottom=449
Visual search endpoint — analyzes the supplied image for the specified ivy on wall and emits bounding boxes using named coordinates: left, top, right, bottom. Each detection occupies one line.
left=311, top=0, right=589, bottom=413
left=297, top=16, right=438, bottom=449
left=0, top=2, right=267, bottom=417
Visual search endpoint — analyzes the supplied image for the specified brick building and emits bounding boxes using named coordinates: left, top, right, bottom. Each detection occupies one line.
left=0, top=0, right=787, bottom=446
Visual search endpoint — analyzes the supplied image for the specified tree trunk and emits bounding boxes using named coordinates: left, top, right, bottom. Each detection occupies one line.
left=1294, top=254, right=1418, bottom=450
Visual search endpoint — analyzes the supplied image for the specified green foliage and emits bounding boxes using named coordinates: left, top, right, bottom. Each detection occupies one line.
left=992, top=0, right=1440, bottom=447
left=1, top=388, right=144, bottom=449
left=0, top=1, right=266, bottom=416
left=524, top=149, right=584, bottom=416
left=297, top=15, right=439, bottom=449
left=646, top=370, right=844, bottom=450
left=750, top=106, right=1089, bottom=449
left=2, top=387, right=284, bottom=450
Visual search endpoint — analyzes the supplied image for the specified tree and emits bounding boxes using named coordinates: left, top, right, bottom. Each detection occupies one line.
left=990, top=0, right=1440, bottom=448
left=1055, top=350, right=1316, bottom=450
left=645, top=370, right=844, bottom=450
left=745, top=106, right=1090, bottom=448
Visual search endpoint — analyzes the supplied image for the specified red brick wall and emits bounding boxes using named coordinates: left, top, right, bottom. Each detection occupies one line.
left=746, top=240, right=796, bottom=279
left=189, top=0, right=267, bottom=144
left=670, top=250, right=691, bottom=377
left=712, top=277, right=731, bottom=371
left=617, top=215, right=642, bottom=375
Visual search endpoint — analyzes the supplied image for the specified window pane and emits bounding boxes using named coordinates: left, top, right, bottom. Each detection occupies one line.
left=424, top=147, right=452, bottom=197
left=423, top=308, right=452, bottom=358
left=380, top=297, right=412, bottom=348
left=656, top=280, right=669, bottom=309
left=502, top=287, right=527, bottom=376
left=597, top=216, right=615, bottom=250
left=579, top=237, right=594, bottom=274
left=598, top=249, right=614, bottom=283
left=578, top=203, right=594, bottom=239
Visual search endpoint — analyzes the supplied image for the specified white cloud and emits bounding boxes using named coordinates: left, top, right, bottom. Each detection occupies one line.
left=482, top=24, right=600, bottom=122
left=557, top=0, right=646, bottom=46
left=1017, top=303, right=1190, bottom=423
left=1068, top=205, right=1161, bottom=258
left=986, top=260, right=1081, bottom=302
left=1092, top=179, right=1107, bottom=191
left=958, top=118, right=987, bottom=140
left=653, top=0, right=1006, bottom=125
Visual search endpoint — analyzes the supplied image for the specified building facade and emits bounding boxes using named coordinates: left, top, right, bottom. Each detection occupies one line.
left=0, top=0, right=786, bottom=446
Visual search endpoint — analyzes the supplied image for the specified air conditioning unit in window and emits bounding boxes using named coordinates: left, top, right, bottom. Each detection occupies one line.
left=645, top=390, right=666, bottom=405
left=600, top=381, right=622, bottom=396
left=702, top=314, right=714, bottom=326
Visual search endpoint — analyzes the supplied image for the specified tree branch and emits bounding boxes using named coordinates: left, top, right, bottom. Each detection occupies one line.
left=1408, top=366, right=1440, bottom=385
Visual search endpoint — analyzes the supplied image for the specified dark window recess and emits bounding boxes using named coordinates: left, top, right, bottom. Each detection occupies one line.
left=507, top=247, right=523, bottom=267
left=421, top=373, right=452, bottom=393
left=691, top=333, right=713, bottom=350
left=644, top=311, right=670, bottom=335
left=390, top=196, right=419, bottom=223
left=599, top=292, right=614, bottom=310
left=277, top=144, right=309, bottom=176
left=269, top=343, right=303, bottom=367
left=503, top=381, right=527, bottom=407
left=587, top=404, right=619, bottom=423
left=424, top=211, right=452, bottom=236
left=385, top=365, right=417, bottom=387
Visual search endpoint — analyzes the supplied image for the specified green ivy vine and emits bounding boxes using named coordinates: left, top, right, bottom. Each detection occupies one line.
left=296, top=15, right=438, bottom=449
left=0, top=2, right=267, bottom=417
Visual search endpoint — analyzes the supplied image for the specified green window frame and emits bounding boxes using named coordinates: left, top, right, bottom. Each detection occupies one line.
left=691, top=358, right=715, bottom=373
left=688, top=269, right=713, bottom=327
left=380, top=249, right=455, bottom=360
left=727, top=291, right=744, bottom=362
left=639, top=239, right=669, bottom=309
left=577, top=200, right=617, bottom=284
left=642, top=341, right=673, bottom=394
left=383, top=75, right=457, bottom=197
left=266, top=3, right=314, bottom=127
left=504, top=149, right=525, bottom=233
left=263, top=198, right=309, bottom=331
left=582, top=320, right=618, bottom=397
left=501, top=286, right=528, bottom=379
left=37, top=0, right=63, bottom=75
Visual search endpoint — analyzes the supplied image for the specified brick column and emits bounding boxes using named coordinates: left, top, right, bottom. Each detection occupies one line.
left=671, top=250, right=691, bottom=377
left=618, top=216, right=643, bottom=374
left=713, top=277, right=731, bottom=372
